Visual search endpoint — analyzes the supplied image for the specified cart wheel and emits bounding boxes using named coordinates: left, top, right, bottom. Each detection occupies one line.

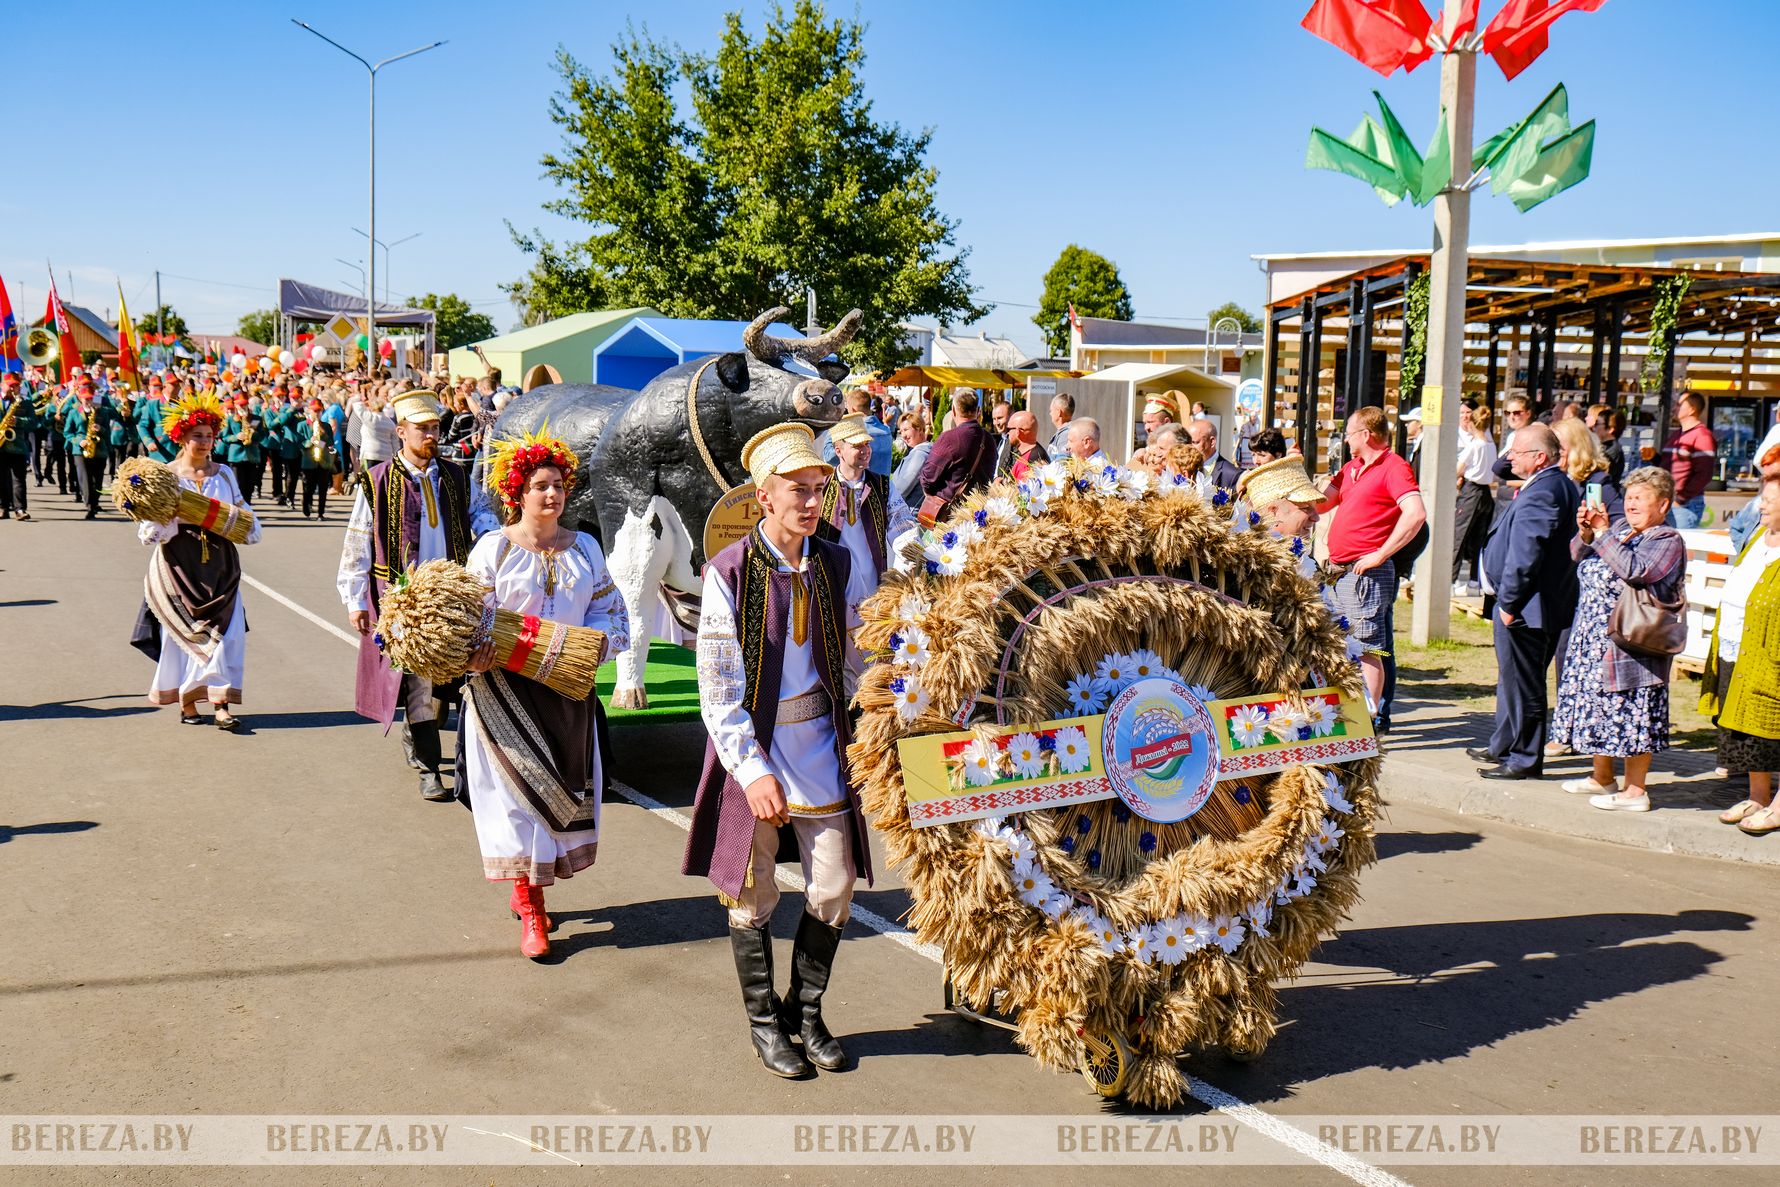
left=1078, top=1029, right=1132, bottom=1098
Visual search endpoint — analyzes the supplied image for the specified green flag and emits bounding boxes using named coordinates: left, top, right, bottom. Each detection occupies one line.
left=1507, top=119, right=1595, bottom=211
left=1480, top=83, right=1571, bottom=195
left=1306, top=118, right=1408, bottom=206
left=1373, top=91, right=1424, bottom=199
left=1413, top=106, right=1452, bottom=206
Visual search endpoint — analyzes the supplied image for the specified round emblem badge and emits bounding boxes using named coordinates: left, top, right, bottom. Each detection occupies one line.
left=1101, top=677, right=1220, bottom=823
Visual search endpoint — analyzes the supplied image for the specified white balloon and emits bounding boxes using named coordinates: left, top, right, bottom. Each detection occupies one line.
left=278, top=349, right=295, bottom=367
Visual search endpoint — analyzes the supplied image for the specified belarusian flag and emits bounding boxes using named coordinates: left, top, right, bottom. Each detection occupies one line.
left=44, top=275, right=81, bottom=383
left=0, top=275, right=20, bottom=375
left=115, top=281, right=143, bottom=389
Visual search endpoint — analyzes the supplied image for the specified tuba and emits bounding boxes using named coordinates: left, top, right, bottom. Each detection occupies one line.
left=19, top=328, right=58, bottom=368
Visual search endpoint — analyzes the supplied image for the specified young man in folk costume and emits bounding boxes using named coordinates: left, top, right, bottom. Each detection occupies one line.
left=337, top=390, right=474, bottom=801
left=817, top=412, right=917, bottom=688
left=686, top=422, right=874, bottom=1080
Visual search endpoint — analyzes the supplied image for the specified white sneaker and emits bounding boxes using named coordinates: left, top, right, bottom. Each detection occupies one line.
left=1589, top=792, right=1651, bottom=812
left=1561, top=777, right=1616, bottom=795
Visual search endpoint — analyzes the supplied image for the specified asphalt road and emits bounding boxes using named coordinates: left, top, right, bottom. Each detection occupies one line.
left=2, top=486, right=1776, bottom=1186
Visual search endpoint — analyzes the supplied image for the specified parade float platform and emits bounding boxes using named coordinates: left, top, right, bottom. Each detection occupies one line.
left=597, top=641, right=700, bottom=722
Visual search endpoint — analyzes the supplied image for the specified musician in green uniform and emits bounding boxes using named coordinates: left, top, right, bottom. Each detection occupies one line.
left=0, top=372, right=37, bottom=520
left=135, top=375, right=175, bottom=462
left=59, top=377, right=123, bottom=519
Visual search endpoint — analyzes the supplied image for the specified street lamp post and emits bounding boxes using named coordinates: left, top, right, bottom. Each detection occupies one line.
left=352, top=229, right=422, bottom=304
left=292, top=19, right=444, bottom=372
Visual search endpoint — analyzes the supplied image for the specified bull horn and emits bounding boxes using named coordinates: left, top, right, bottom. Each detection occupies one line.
left=741, top=306, right=866, bottom=365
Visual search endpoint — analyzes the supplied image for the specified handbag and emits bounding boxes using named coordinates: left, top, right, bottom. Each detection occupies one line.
left=1608, top=580, right=1687, bottom=658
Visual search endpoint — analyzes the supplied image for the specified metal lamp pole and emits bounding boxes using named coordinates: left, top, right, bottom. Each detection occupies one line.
left=292, top=20, right=444, bottom=372
left=353, top=229, right=422, bottom=304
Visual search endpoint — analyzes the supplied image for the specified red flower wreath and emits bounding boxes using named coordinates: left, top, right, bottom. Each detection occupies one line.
left=491, top=437, right=579, bottom=509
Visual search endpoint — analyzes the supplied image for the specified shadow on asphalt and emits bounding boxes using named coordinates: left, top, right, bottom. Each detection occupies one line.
left=0, top=820, right=99, bottom=844
left=0, top=598, right=56, bottom=609
left=1373, top=831, right=1482, bottom=860
left=0, top=698, right=157, bottom=722
left=1207, top=908, right=1753, bottom=1098
left=231, top=709, right=373, bottom=732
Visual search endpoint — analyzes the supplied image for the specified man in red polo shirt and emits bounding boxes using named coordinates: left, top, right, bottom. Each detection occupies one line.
left=1317, top=406, right=1428, bottom=718
left=1662, top=393, right=1716, bottom=528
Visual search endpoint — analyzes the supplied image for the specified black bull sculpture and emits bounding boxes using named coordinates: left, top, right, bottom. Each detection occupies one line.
left=490, top=306, right=862, bottom=707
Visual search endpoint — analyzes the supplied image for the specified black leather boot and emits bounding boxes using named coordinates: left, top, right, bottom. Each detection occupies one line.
left=730, top=925, right=812, bottom=1079
left=410, top=721, right=452, bottom=801
left=400, top=725, right=426, bottom=771
left=781, top=911, right=846, bottom=1071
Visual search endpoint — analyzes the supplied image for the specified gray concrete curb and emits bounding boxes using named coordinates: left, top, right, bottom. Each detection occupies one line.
left=1378, top=749, right=1780, bottom=867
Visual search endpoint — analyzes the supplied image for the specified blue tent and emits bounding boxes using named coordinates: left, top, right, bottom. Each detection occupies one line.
left=592, top=315, right=807, bottom=389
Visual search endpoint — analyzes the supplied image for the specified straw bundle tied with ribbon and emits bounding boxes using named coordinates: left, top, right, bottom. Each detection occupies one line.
left=111, top=457, right=258, bottom=546
left=374, top=559, right=608, bottom=701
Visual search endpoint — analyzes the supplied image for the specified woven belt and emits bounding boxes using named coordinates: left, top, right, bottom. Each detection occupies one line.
left=777, top=687, right=833, bottom=726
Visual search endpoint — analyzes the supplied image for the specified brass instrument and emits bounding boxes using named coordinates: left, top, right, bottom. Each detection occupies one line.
left=19, top=327, right=58, bottom=368
left=0, top=395, right=20, bottom=446
left=239, top=421, right=255, bottom=447
left=307, top=420, right=328, bottom=465
left=80, top=399, right=102, bottom=459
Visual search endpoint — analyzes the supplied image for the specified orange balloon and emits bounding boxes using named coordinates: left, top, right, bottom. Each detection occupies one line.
left=268, top=364, right=283, bottom=377
left=243, top=357, right=259, bottom=374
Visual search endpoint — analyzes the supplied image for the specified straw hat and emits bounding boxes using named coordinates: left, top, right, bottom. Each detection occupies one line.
left=1243, top=457, right=1322, bottom=508
left=391, top=391, right=443, bottom=424
left=740, top=422, right=833, bottom=487
left=830, top=413, right=874, bottom=446
left=1143, top=388, right=1184, bottom=420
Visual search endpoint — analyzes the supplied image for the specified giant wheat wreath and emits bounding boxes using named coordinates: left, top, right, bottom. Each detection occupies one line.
left=849, top=459, right=1381, bottom=1109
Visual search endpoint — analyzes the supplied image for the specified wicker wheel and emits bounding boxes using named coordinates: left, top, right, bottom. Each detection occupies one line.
left=1078, top=1028, right=1132, bottom=1098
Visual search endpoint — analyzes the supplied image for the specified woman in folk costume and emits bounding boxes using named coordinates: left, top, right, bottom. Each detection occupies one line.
left=461, top=429, right=630, bottom=960
left=686, top=422, right=873, bottom=1080
left=132, top=392, right=262, bottom=730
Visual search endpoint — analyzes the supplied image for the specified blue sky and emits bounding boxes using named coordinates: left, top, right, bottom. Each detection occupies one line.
left=8, top=1, right=1776, bottom=357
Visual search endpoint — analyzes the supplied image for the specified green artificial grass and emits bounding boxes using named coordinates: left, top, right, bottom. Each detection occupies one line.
left=597, top=640, right=702, bottom=722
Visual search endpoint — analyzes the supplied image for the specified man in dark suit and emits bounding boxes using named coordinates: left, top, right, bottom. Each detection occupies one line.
left=1471, top=423, right=1579, bottom=779
left=1186, top=419, right=1241, bottom=491
left=918, top=390, right=996, bottom=521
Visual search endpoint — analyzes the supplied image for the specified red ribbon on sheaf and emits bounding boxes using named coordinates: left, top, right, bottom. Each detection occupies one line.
left=199, top=498, right=222, bottom=531
left=505, top=615, right=541, bottom=672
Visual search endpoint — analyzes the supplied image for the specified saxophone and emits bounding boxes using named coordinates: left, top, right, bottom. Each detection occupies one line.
left=239, top=419, right=255, bottom=447
left=307, top=419, right=328, bottom=464
left=0, top=396, right=20, bottom=446
left=80, top=400, right=102, bottom=459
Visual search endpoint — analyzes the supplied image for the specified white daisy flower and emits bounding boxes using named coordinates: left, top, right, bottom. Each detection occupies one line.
left=1094, top=653, right=1134, bottom=691
left=894, top=592, right=930, bottom=627
left=1004, top=829, right=1037, bottom=864
left=1075, top=908, right=1125, bottom=955
left=1126, top=924, right=1155, bottom=964
left=1038, top=461, right=1069, bottom=495
left=959, top=738, right=999, bottom=787
left=892, top=625, right=930, bottom=669
left=1024, top=489, right=1050, bottom=516
left=983, top=496, right=1020, bottom=524
left=1345, top=635, right=1367, bottom=661
left=1053, top=726, right=1092, bottom=774
left=1065, top=673, right=1111, bottom=714
left=1092, top=465, right=1122, bottom=496
left=1322, top=772, right=1355, bottom=813
left=1230, top=705, right=1270, bottom=749
left=1245, top=899, right=1273, bottom=939
left=892, top=677, right=929, bottom=723
left=1310, top=818, right=1345, bottom=854
left=1126, top=648, right=1165, bottom=681
left=1290, top=865, right=1319, bottom=898
left=1013, top=864, right=1056, bottom=908
left=1299, top=844, right=1328, bottom=874
left=1305, top=697, right=1337, bottom=736
left=1042, top=889, right=1075, bottom=919
left=1268, top=705, right=1305, bottom=742
left=951, top=518, right=982, bottom=545
left=923, top=539, right=967, bottom=577
left=1210, top=914, right=1246, bottom=955
left=1228, top=498, right=1253, bottom=534
left=1118, top=467, right=1152, bottom=500
left=1187, top=683, right=1216, bottom=702
left=1007, top=732, right=1045, bottom=779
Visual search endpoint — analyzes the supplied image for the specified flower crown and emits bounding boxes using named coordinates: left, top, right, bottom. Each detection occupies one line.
left=486, top=425, right=579, bottom=509
left=161, top=392, right=226, bottom=442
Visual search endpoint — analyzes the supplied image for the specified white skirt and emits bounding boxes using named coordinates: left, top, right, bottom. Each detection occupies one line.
left=461, top=697, right=602, bottom=885
left=149, top=596, right=247, bottom=706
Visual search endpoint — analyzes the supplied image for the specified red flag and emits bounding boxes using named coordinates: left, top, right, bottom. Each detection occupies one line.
left=1301, top=0, right=1435, bottom=77
left=44, top=284, right=81, bottom=383
left=1448, top=0, right=1481, bottom=40
left=1067, top=303, right=1082, bottom=334
left=1483, top=0, right=1609, bottom=80
left=0, top=276, right=19, bottom=374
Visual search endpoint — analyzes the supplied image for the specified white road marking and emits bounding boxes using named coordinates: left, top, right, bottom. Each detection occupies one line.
left=260, top=574, right=1410, bottom=1187
left=242, top=574, right=361, bottom=646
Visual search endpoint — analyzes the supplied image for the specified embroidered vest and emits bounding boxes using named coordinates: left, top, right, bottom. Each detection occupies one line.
left=815, top=470, right=888, bottom=578
left=367, top=456, right=471, bottom=613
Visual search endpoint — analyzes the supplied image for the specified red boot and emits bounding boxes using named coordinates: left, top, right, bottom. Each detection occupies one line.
left=509, top=879, right=552, bottom=932
left=516, top=880, right=550, bottom=961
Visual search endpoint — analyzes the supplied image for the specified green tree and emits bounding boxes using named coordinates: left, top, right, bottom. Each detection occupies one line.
left=413, top=293, right=498, bottom=352
left=1033, top=245, right=1133, bottom=357
left=506, top=1, right=986, bottom=372
left=136, top=304, right=189, bottom=341
left=237, top=308, right=280, bottom=347
left=1206, top=301, right=1260, bottom=333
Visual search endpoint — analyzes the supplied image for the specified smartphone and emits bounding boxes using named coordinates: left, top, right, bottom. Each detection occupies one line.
left=1585, top=481, right=1604, bottom=510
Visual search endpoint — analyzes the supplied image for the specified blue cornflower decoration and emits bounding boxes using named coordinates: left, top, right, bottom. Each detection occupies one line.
left=1139, top=831, right=1157, bottom=852
left=1038, top=734, right=1057, bottom=752
left=1298, top=725, right=1313, bottom=741
left=1075, top=478, right=1091, bottom=492
left=1290, top=536, right=1306, bottom=557
left=925, top=560, right=940, bottom=575
left=1061, top=835, right=1076, bottom=854
left=888, top=632, right=904, bottom=652
left=1233, top=787, right=1252, bottom=805
left=128, top=474, right=143, bottom=487
left=1076, top=815, right=1092, bottom=834
left=1211, top=488, right=1230, bottom=507
left=889, top=676, right=906, bottom=695
left=1338, top=615, right=1351, bottom=632
left=122, top=499, right=134, bottom=511
left=1087, top=849, right=1102, bottom=871
left=942, top=530, right=958, bottom=548
left=1248, top=510, right=1261, bottom=527
left=974, top=509, right=989, bottom=527
left=372, top=633, right=385, bottom=649
left=1112, top=803, right=1131, bottom=823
